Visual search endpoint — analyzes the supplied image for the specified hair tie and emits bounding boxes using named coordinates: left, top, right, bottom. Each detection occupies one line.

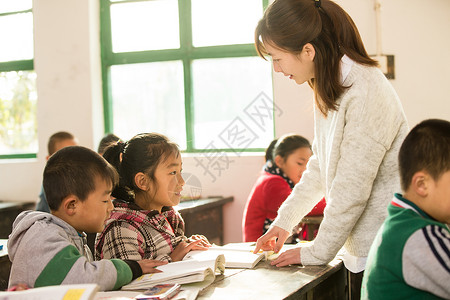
left=116, top=141, right=126, bottom=154
left=314, top=0, right=321, bottom=8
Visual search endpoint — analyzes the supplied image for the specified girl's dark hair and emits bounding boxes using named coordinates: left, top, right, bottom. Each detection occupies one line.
left=103, top=133, right=180, bottom=202
left=255, top=0, right=377, bottom=116
left=98, top=133, right=121, bottom=155
left=265, top=139, right=279, bottom=162
left=399, top=119, right=450, bottom=191
left=273, top=134, right=311, bottom=161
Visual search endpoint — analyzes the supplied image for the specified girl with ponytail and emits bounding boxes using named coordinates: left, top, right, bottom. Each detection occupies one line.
left=253, top=1, right=408, bottom=298
left=95, top=133, right=210, bottom=263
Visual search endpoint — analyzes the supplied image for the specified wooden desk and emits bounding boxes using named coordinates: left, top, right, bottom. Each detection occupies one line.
left=0, top=201, right=35, bottom=239
left=175, top=197, right=233, bottom=246
left=197, top=258, right=345, bottom=300
left=300, top=215, right=323, bottom=241
left=0, top=239, right=10, bottom=291
left=0, top=201, right=34, bottom=290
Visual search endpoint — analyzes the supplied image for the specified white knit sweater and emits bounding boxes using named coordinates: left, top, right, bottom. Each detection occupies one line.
left=272, top=62, right=409, bottom=267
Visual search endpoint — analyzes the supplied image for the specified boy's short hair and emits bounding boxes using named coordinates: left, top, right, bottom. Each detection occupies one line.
left=399, top=119, right=450, bottom=191
left=43, top=146, right=119, bottom=211
left=47, top=131, right=75, bottom=155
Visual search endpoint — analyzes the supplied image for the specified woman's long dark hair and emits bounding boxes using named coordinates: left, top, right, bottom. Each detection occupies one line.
left=255, top=0, right=377, bottom=116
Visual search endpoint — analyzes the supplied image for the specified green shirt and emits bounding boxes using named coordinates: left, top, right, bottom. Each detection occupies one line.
left=361, top=193, right=450, bottom=299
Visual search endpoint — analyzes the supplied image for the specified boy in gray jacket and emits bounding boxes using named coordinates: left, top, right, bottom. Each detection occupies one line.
left=8, top=146, right=166, bottom=291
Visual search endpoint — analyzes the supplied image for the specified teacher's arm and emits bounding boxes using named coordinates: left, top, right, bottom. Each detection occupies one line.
left=254, top=145, right=324, bottom=254
left=297, top=91, right=405, bottom=266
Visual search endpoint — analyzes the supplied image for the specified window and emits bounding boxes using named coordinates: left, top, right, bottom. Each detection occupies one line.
left=0, top=0, right=37, bottom=159
left=100, top=0, right=274, bottom=153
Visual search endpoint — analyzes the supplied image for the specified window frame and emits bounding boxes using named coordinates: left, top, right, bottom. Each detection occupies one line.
left=0, top=7, right=36, bottom=159
left=100, top=0, right=272, bottom=153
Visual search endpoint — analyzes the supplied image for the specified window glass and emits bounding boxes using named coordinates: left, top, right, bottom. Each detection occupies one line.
left=102, top=0, right=273, bottom=152
left=191, top=0, right=263, bottom=47
left=110, top=0, right=180, bottom=53
left=0, top=71, right=37, bottom=155
left=0, top=12, right=34, bottom=62
left=110, top=61, right=187, bottom=148
left=0, top=0, right=31, bottom=14
left=192, top=57, right=273, bottom=150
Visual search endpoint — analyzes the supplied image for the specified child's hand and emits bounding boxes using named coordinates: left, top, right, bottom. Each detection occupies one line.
left=7, top=283, right=29, bottom=291
left=188, top=234, right=211, bottom=250
left=138, top=259, right=168, bottom=274
left=170, top=239, right=203, bottom=262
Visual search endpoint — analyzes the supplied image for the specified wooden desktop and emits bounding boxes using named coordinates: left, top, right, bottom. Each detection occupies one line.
left=197, top=256, right=345, bottom=300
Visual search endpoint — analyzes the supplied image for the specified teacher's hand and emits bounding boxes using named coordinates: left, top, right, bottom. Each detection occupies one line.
left=253, top=226, right=290, bottom=254
left=270, top=247, right=301, bottom=267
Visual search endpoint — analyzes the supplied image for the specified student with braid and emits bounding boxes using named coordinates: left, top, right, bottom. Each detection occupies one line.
left=95, top=133, right=209, bottom=263
left=242, top=134, right=325, bottom=242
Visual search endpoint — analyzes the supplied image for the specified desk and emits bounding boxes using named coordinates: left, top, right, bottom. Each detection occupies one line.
left=175, top=197, right=233, bottom=246
left=0, top=201, right=35, bottom=239
left=197, top=258, right=345, bottom=300
left=0, top=201, right=34, bottom=291
left=0, top=239, right=10, bottom=291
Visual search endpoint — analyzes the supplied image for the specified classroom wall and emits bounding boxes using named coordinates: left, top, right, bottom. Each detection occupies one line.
left=0, top=0, right=103, bottom=203
left=0, top=0, right=448, bottom=244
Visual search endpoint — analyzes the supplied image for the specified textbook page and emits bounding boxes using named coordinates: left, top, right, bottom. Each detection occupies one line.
left=220, top=241, right=312, bottom=262
left=121, top=255, right=224, bottom=290
left=0, top=284, right=99, bottom=300
left=95, top=289, right=199, bottom=300
left=184, top=244, right=266, bottom=268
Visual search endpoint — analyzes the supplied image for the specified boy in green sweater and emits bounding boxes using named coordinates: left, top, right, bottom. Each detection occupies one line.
left=8, top=146, right=166, bottom=291
left=361, top=119, right=450, bottom=299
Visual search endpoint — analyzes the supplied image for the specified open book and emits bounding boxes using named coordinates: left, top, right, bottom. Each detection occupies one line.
left=121, top=254, right=225, bottom=291
left=0, top=284, right=99, bottom=300
left=183, top=244, right=266, bottom=269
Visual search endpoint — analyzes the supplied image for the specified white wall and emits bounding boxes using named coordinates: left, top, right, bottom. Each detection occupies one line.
left=0, top=0, right=449, bottom=244
left=0, top=0, right=103, bottom=202
left=339, top=0, right=450, bottom=127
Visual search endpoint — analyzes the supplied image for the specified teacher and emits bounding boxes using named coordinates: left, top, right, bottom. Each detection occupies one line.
left=253, top=0, right=408, bottom=298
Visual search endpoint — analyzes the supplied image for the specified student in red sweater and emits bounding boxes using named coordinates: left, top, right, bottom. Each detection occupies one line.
left=242, top=134, right=325, bottom=242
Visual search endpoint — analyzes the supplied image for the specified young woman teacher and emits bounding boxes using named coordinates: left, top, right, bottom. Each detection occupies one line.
left=253, top=0, right=408, bottom=298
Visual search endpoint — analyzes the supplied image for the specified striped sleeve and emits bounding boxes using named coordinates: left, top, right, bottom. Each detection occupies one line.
left=35, top=244, right=133, bottom=291
left=111, top=259, right=134, bottom=290
left=35, top=245, right=82, bottom=287
left=403, top=225, right=450, bottom=298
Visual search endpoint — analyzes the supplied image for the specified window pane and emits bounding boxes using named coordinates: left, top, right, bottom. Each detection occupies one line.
left=0, top=12, right=34, bottom=62
left=0, top=71, right=37, bottom=155
left=110, top=0, right=179, bottom=53
left=0, top=0, right=32, bottom=14
left=192, top=57, right=274, bottom=150
left=110, top=61, right=186, bottom=149
left=192, top=0, right=263, bottom=47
